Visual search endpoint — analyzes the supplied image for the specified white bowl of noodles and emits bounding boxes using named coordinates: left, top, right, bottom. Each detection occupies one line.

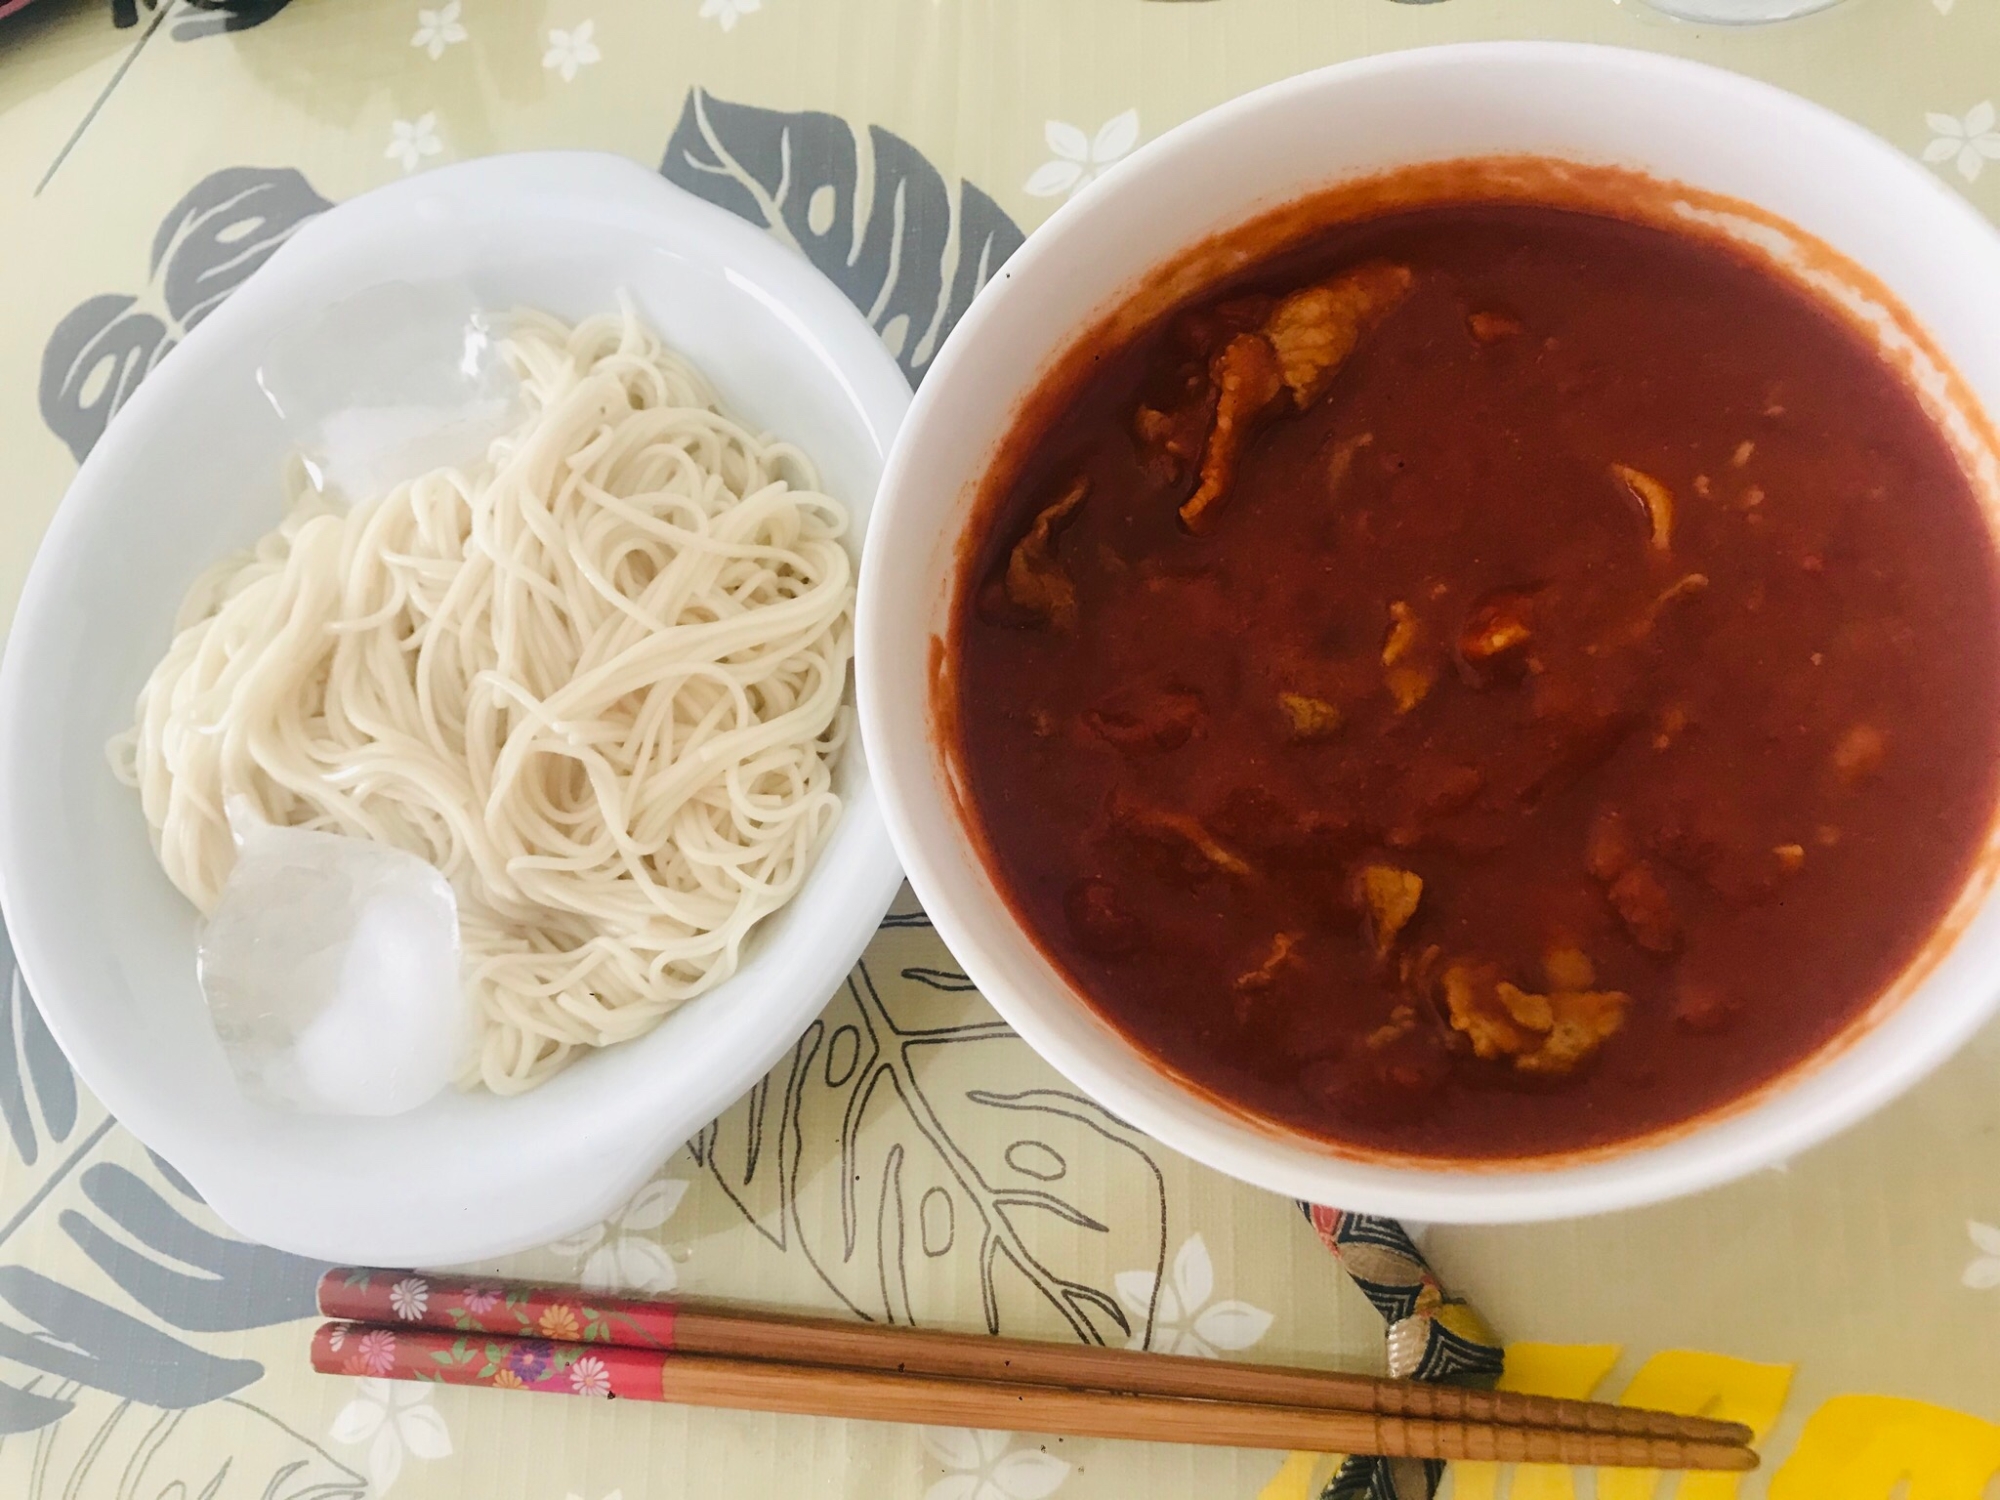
left=0, top=153, right=910, bottom=1263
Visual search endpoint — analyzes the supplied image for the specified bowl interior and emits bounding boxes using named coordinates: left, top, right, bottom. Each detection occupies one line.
left=859, top=42, right=2000, bottom=1222
left=0, top=153, right=909, bottom=1262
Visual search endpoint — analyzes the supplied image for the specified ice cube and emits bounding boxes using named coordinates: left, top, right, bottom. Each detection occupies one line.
left=198, top=810, right=468, bottom=1115
left=255, top=279, right=519, bottom=502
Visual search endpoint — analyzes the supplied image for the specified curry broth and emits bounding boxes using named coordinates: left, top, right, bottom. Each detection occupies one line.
left=950, top=200, right=2000, bottom=1159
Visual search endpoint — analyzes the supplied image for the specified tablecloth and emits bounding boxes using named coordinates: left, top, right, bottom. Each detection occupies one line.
left=4, top=1, right=2000, bottom=1496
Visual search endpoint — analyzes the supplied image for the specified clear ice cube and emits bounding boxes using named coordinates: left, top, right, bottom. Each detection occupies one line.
left=255, top=278, right=519, bottom=502
left=198, top=809, right=469, bottom=1115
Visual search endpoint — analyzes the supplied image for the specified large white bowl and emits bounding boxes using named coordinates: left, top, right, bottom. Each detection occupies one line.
left=0, top=153, right=909, bottom=1263
left=857, top=43, right=2000, bottom=1223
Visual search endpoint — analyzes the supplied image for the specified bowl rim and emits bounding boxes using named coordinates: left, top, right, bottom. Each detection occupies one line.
left=0, top=149, right=911, bottom=1262
left=856, top=40, right=2000, bottom=1223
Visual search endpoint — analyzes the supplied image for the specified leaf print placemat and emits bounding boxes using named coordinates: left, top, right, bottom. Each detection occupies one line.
left=5, top=2, right=2000, bottom=1498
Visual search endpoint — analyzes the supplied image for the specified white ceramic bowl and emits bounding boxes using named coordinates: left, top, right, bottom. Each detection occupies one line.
left=857, top=43, right=2000, bottom=1223
left=0, top=153, right=909, bottom=1263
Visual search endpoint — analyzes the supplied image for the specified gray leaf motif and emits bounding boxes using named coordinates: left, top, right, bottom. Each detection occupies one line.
left=0, top=921, right=78, bottom=1167
left=692, top=919, right=1167, bottom=1346
left=0, top=1162, right=319, bottom=1436
left=39, top=165, right=330, bottom=462
left=109, top=0, right=298, bottom=34
left=0, top=915, right=328, bottom=1430
left=16, top=1395, right=364, bottom=1500
left=661, top=88, right=1025, bottom=383
left=60, top=1163, right=327, bottom=1332
left=0, top=1267, right=261, bottom=1413
left=0, top=1138, right=329, bottom=1444
left=37, top=295, right=171, bottom=466
left=170, top=0, right=299, bottom=42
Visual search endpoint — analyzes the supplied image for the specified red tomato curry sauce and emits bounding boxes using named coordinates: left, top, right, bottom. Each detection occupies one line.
left=950, top=200, right=2000, bottom=1159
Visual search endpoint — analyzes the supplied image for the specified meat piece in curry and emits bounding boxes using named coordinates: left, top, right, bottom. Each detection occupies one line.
left=1179, top=335, right=1286, bottom=533
left=1175, top=265, right=1415, bottom=532
left=988, top=477, right=1089, bottom=631
left=954, top=201, right=2000, bottom=1159
left=1264, top=262, right=1416, bottom=407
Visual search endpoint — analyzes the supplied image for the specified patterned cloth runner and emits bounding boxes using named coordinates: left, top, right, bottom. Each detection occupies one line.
left=1302, top=1205, right=1505, bottom=1500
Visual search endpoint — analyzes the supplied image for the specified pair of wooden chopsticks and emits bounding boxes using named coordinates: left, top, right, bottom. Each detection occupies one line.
left=311, top=1269, right=1756, bottom=1470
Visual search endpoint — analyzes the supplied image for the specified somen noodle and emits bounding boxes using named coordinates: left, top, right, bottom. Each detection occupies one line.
left=111, top=307, right=854, bottom=1093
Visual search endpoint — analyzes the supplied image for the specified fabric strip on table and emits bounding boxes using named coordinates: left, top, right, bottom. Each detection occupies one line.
left=1301, top=1204, right=1504, bottom=1500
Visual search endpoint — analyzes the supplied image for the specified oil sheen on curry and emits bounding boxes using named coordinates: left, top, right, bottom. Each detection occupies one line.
left=951, top=200, right=2000, bottom=1159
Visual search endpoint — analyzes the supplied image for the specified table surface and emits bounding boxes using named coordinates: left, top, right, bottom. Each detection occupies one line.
left=4, top=2, right=2000, bottom=1497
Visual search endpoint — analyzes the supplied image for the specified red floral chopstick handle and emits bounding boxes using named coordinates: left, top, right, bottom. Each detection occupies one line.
left=312, top=1321, right=666, bottom=1399
left=317, top=1268, right=678, bottom=1349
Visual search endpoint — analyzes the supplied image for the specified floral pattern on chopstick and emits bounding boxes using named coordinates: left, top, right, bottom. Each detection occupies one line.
left=320, top=1269, right=674, bottom=1350
left=314, top=1324, right=652, bottom=1400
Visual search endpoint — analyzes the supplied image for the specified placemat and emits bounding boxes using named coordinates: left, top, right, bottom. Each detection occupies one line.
left=4, top=2, right=1999, bottom=1496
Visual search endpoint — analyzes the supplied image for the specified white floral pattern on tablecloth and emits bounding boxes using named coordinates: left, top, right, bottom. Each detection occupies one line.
left=922, top=1428, right=1070, bottom=1500
left=1963, top=1220, right=2000, bottom=1288
left=548, top=1175, right=688, bottom=1294
left=1924, top=101, right=2000, bottom=181
left=701, top=0, right=761, bottom=32
left=1025, top=111, right=1139, bottom=199
left=387, top=113, right=444, bottom=172
left=1116, top=1233, right=1274, bottom=1358
left=545, top=21, right=603, bottom=81
left=411, top=2, right=466, bottom=60
left=330, top=1378, right=454, bottom=1496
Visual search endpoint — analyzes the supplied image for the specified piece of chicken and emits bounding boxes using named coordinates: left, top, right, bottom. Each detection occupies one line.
left=1352, top=863, right=1423, bottom=958
left=1611, top=463, right=1675, bottom=552
left=1110, top=795, right=1253, bottom=880
left=1001, top=477, right=1089, bottom=630
left=1440, top=961, right=1629, bottom=1076
left=1178, top=263, right=1415, bottom=532
left=1178, top=334, right=1285, bottom=533
left=1263, top=262, right=1416, bottom=407
left=1233, top=931, right=1302, bottom=997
